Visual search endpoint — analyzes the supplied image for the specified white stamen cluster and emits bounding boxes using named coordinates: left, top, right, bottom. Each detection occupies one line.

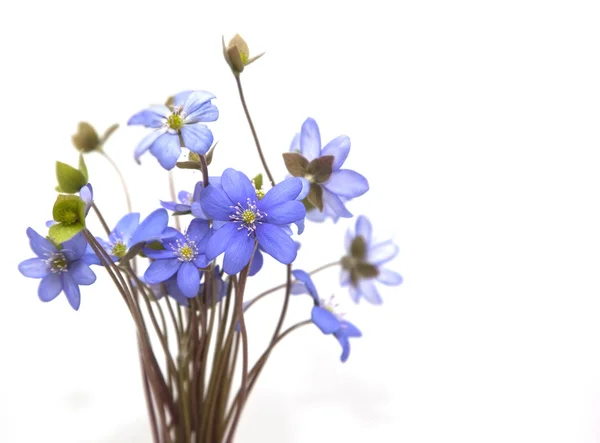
left=320, top=295, right=345, bottom=321
left=230, top=198, right=266, bottom=235
left=171, top=236, right=198, bottom=262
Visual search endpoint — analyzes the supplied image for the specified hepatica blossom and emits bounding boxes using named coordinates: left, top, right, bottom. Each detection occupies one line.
left=292, top=269, right=362, bottom=362
left=18, top=229, right=96, bottom=310
left=200, top=168, right=306, bottom=275
left=128, top=90, right=219, bottom=170
left=144, top=218, right=211, bottom=298
left=341, top=215, right=404, bottom=304
left=284, top=117, right=369, bottom=222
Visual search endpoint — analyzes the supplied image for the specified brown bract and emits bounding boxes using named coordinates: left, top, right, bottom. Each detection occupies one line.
left=282, top=153, right=334, bottom=211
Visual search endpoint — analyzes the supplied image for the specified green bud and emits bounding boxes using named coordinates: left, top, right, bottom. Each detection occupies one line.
left=252, top=173, right=263, bottom=191
left=48, top=195, right=86, bottom=243
left=72, top=122, right=101, bottom=153
left=222, top=34, right=265, bottom=75
left=56, top=161, right=87, bottom=194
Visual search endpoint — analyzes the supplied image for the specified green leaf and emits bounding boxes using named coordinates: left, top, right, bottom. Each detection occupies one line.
left=176, top=161, right=202, bottom=170
left=101, top=123, right=119, bottom=145
left=56, top=161, right=87, bottom=194
left=252, top=173, right=263, bottom=190
left=78, top=154, right=88, bottom=182
left=205, top=142, right=218, bottom=165
left=48, top=222, right=84, bottom=244
left=282, top=152, right=308, bottom=177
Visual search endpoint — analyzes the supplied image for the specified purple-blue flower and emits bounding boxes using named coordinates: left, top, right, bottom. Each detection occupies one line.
left=128, top=90, right=219, bottom=170
left=143, top=218, right=211, bottom=298
left=146, top=275, right=190, bottom=307
left=199, top=168, right=306, bottom=275
left=85, top=209, right=169, bottom=265
left=18, top=229, right=96, bottom=310
left=341, top=215, right=403, bottom=304
left=292, top=269, right=362, bottom=362
left=285, top=117, right=369, bottom=222
left=162, top=177, right=222, bottom=220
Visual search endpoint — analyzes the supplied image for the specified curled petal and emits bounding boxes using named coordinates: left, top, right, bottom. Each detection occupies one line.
left=127, top=105, right=170, bottom=128
left=311, top=306, right=341, bottom=334
left=134, top=129, right=167, bottom=164
left=113, top=213, right=141, bottom=245
left=248, top=248, right=264, bottom=276
left=291, top=269, right=319, bottom=302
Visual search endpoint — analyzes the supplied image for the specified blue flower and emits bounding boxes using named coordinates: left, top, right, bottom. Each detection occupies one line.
left=285, top=117, right=369, bottom=221
left=162, top=177, right=222, bottom=220
left=143, top=218, right=211, bottom=298
left=85, top=209, right=169, bottom=264
left=18, top=228, right=96, bottom=310
left=199, top=168, right=306, bottom=275
left=341, top=216, right=403, bottom=304
left=146, top=275, right=190, bottom=307
left=292, top=270, right=362, bottom=362
left=128, top=90, right=219, bottom=170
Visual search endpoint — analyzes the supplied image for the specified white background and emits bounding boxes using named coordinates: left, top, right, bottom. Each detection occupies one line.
left=1, top=0, right=600, bottom=442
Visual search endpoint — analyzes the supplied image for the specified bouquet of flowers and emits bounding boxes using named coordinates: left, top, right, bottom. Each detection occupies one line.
left=17, top=35, right=403, bottom=443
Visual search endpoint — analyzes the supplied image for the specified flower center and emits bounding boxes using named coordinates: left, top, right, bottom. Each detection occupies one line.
left=320, top=295, right=345, bottom=321
left=181, top=192, right=193, bottom=206
left=230, top=199, right=266, bottom=234
left=167, top=113, right=184, bottom=130
left=172, top=237, right=198, bottom=262
left=46, top=253, right=68, bottom=273
left=111, top=241, right=127, bottom=258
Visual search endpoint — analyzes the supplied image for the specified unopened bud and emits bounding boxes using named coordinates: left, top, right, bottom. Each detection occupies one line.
left=72, top=122, right=101, bottom=153
left=222, top=34, right=265, bottom=75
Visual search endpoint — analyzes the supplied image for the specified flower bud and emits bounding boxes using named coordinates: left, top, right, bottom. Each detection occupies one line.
left=72, top=122, right=101, bottom=153
left=222, top=34, right=265, bottom=75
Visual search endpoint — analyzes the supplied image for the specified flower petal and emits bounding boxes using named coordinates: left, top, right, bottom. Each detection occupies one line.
left=311, top=306, right=341, bottom=334
left=173, top=90, right=194, bottom=107
left=255, top=224, right=298, bottom=265
left=322, top=188, right=353, bottom=218
left=69, top=260, right=97, bottom=286
left=18, top=258, right=49, bottom=278
left=181, top=124, right=213, bottom=155
left=368, top=241, right=399, bottom=265
left=300, top=117, right=321, bottom=161
left=206, top=223, right=239, bottom=260
left=340, top=320, right=362, bottom=337
left=248, top=248, right=264, bottom=276
left=113, top=213, right=140, bottom=245
left=291, top=269, right=319, bottom=302
left=38, top=273, right=63, bottom=302
left=186, top=218, right=210, bottom=243
left=134, top=129, right=167, bottom=164
left=348, top=285, right=360, bottom=303
left=144, top=258, right=181, bottom=284
left=177, top=262, right=201, bottom=298
left=355, top=216, right=372, bottom=244
left=127, top=105, right=170, bottom=128
left=131, top=209, right=168, bottom=246
left=340, top=269, right=350, bottom=287
left=144, top=248, right=176, bottom=260
left=335, top=335, right=351, bottom=362
left=221, top=169, right=256, bottom=205
left=165, top=276, right=190, bottom=306
left=264, top=201, right=305, bottom=225
left=182, top=90, right=217, bottom=121
left=62, top=233, right=88, bottom=261
left=258, top=178, right=303, bottom=211
left=62, top=273, right=81, bottom=310
left=323, top=170, right=369, bottom=198
left=289, top=132, right=300, bottom=153
left=321, top=135, right=351, bottom=171
left=27, top=227, right=57, bottom=257
left=199, top=185, right=234, bottom=221
left=358, top=279, right=383, bottom=305
left=223, top=230, right=255, bottom=275
left=191, top=201, right=209, bottom=219
left=150, top=133, right=181, bottom=170
left=377, top=268, right=404, bottom=286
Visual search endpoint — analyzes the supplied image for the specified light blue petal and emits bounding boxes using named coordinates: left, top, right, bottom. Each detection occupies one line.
left=221, top=169, right=256, bottom=205
left=340, top=320, right=362, bottom=338
left=296, top=177, right=310, bottom=201
left=178, top=190, right=193, bottom=204
left=322, top=188, right=353, bottom=218
left=291, top=269, right=319, bottom=301
left=177, top=262, right=201, bottom=298
left=190, top=201, right=209, bottom=219
left=134, top=129, right=167, bottom=164
left=62, top=273, right=81, bottom=310
left=348, top=285, right=360, bottom=303
left=144, top=248, right=176, bottom=260
left=206, top=223, right=239, bottom=260
left=255, top=224, right=298, bottom=265
left=38, top=273, right=62, bottom=302
left=323, top=170, right=369, bottom=198
left=321, top=135, right=351, bottom=171
left=165, top=276, right=190, bottom=306
left=248, top=248, right=264, bottom=276
left=222, top=230, right=255, bottom=275
left=336, top=335, right=351, bottom=362
left=367, top=241, right=399, bottom=265
left=144, top=258, right=181, bottom=284
left=311, top=306, right=341, bottom=334
left=377, top=268, right=404, bottom=286
left=18, top=258, right=49, bottom=278
left=62, top=233, right=87, bottom=261
left=288, top=132, right=300, bottom=153
left=199, top=185, right=234, bottom=220
left=186, top=218, right=210, bottom=243
left=69, top=260, right=96, bottom=286
left=295, top=217, right=305, bottom=235
left=180, top=124, right=213, bottom=155
left=131, top=209, right=168, bottom=246
left=127, top=105, right=170, bottom=128
left=340, top=270, right=350, bottom=287
left=264, top=201, right=305, bottom=225
left=172, top=90, right=194, bottom=107
left=113, top=213, right=140, bottom=245
left=355, top=215, right=372, bottom=244
left=358, top=279, right=383, bottom=305
left=184, top=101, right=219, bottom=124
left=258, top=177, right=303, bottom=211
left=299, top=117, right=321, bottom=161
left=181, top=90, right=217, bottom=118
left=27, top=227, right=57, bottom=257
left=150, top=133, right=181, bottom=170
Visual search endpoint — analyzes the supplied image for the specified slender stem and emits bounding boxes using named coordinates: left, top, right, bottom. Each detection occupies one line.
left=140, top=354, right=160, bottom=443
left=234, top=75, right=275, bottom=187
left=271, top=265, right=292, bottom=344
left=99, top=150, right=132, bottom=212
left=199, top=155, right=209, bottom=188
left=168, top=171, right=181, bottom=232
left=91, top=203, right=111, bottom=235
